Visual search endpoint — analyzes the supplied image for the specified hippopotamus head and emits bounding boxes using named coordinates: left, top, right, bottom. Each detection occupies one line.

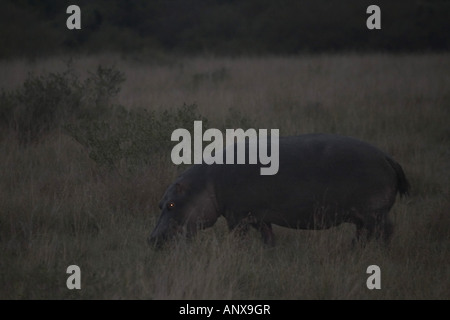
left=148, top=170, right=220, bottom=247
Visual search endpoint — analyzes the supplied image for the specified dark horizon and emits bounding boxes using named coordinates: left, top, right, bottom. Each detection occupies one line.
left=1, top=0, right=449, bottom=59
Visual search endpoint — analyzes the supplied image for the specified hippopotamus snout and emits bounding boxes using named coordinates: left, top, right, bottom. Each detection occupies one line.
left=148, top=212, right=209, bottom=247
left=147, top=214, right=182, bottom=247
left=147, top=229, right=167, bottom=247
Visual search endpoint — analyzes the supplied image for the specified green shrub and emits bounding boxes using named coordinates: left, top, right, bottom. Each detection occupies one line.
left=0, top=64, right=125, bottom=143
left=66, top=103, right=209, bottom=174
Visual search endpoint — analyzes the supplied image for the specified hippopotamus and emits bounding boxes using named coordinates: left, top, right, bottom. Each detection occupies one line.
left=148, top=133, right=409, bottom=246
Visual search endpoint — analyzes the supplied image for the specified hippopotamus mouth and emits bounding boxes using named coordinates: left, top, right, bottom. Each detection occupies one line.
left=148, top=218, right=187, bottom=248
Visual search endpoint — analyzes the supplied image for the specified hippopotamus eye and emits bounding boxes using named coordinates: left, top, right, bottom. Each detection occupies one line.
left=167, top=202, right=175, bottom=210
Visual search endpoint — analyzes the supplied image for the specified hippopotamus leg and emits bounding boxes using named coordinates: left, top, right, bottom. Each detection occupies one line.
left=374, top=212, right=394, bottom=243
left=225, top=212, right=254, bottom=238
left=225, top=213, right=275, bottom=245
left=352, top=209, right=394, bottom=246
left=254, top=221, right=275, bottom=246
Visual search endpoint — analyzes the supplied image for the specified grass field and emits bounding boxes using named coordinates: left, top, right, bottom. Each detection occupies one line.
left=0, top=53, right=449, bottom=299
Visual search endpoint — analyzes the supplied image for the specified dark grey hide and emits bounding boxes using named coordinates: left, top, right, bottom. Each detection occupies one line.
left=148, top=134, right=409, bottom=246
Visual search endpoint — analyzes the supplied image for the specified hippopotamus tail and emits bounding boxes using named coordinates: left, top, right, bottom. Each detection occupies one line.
left=386, top=156, right=410, bottom=197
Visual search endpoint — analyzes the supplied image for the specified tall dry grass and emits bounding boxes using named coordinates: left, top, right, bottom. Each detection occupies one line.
left=0, top=53, right=449, bottom=299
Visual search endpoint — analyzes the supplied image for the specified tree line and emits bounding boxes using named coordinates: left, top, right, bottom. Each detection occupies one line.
left=1, top=0, right=449, bottom=58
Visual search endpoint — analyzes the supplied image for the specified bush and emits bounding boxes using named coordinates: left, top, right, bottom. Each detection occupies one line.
left=0, top=63, right=125, bottom=143
left=65, top=103, right=209, bottom=174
